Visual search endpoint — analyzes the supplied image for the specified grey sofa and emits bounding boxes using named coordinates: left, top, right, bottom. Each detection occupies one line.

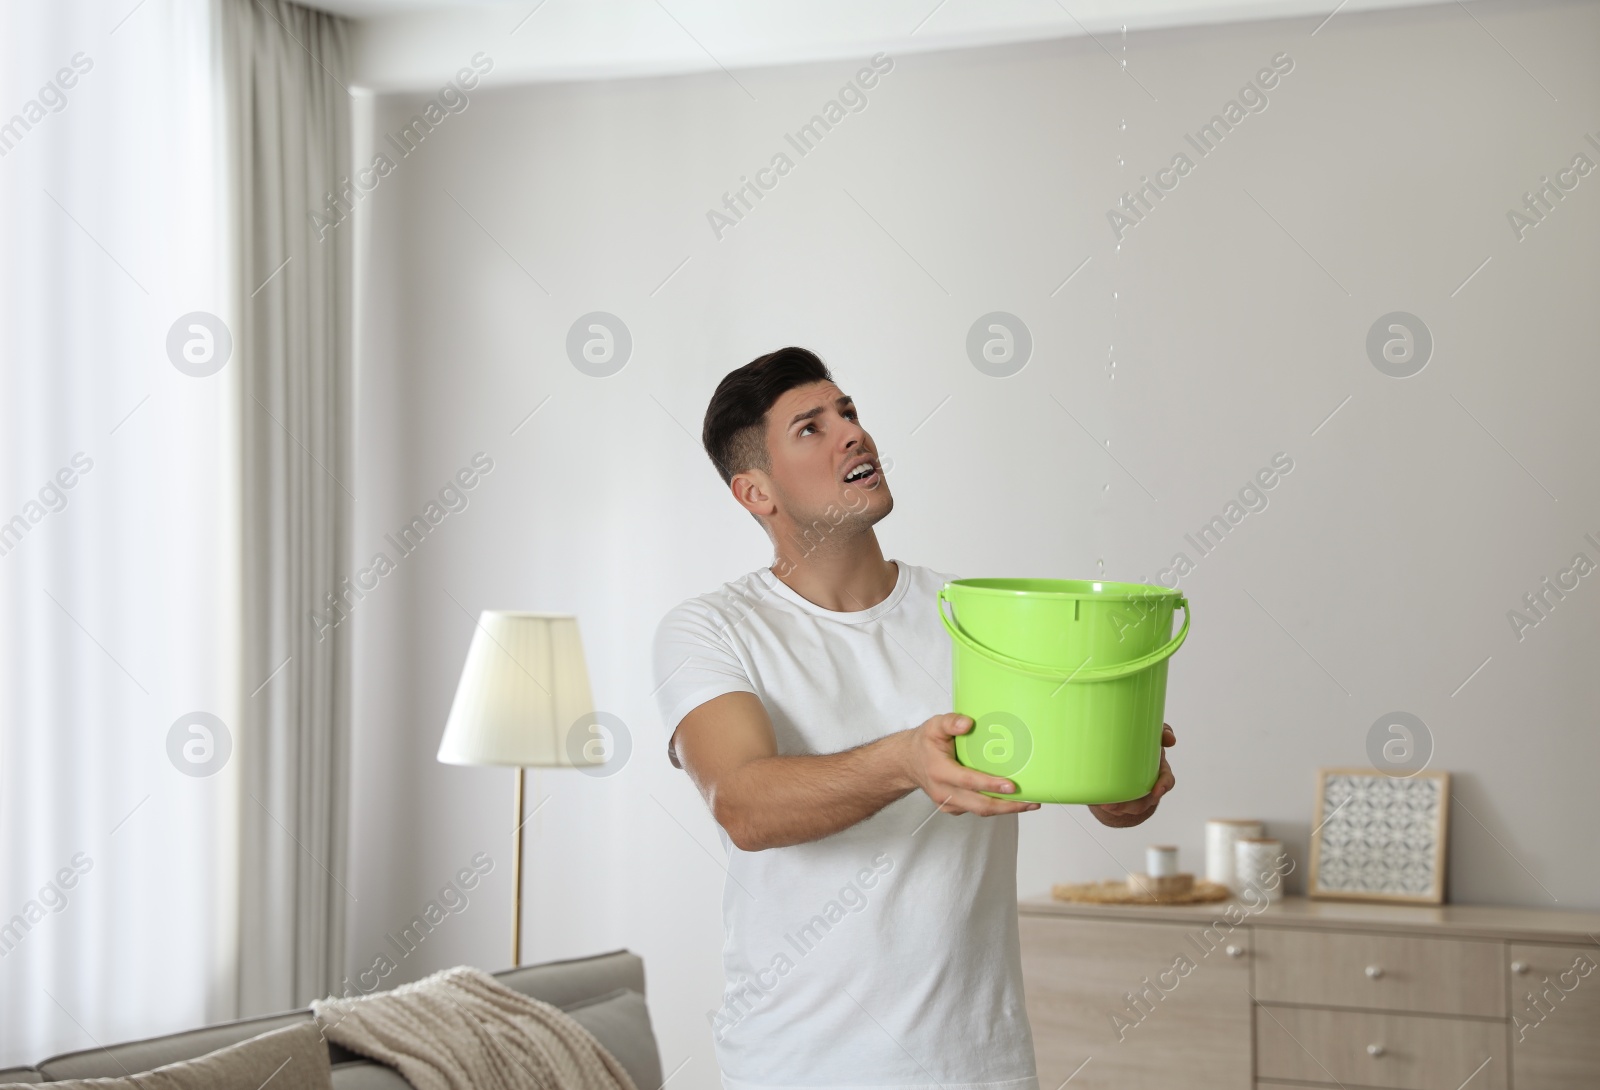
left=0, top=949, right=662, bottom=1089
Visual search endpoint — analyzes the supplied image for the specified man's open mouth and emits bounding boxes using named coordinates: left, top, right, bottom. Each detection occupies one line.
left=843, top=461, right=878, bottom=486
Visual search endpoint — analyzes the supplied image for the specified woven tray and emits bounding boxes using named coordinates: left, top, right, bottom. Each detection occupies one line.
left=1051, top=873, right=1232, bottom=905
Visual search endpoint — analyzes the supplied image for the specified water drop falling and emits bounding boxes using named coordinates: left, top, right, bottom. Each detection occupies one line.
left=1113, top=291, right=1118, bottom=300
left=1119, top=119, right=1127, bottom=131
left=1103, top=483, right=1110, bottom=491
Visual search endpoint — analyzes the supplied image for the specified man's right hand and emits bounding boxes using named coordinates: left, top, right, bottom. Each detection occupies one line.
left=900, top=713, right=1042, bottom=817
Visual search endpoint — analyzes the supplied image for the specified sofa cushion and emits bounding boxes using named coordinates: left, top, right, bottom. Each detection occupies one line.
left=328, top=1062, right=411, bottom=1090
left=563, top=988, right=661, bottom=1090
left=493, top=950, right=646, bottom=1010
left=0, top=1022, right=331, bottom=1090
left=0, top=1072, right=39, bottom=1085
left=321, top=950, right=653, bottom=1067
left=326, top=985, right=658, bottom=1090
left=34, top=1013, right=310, bottom=1082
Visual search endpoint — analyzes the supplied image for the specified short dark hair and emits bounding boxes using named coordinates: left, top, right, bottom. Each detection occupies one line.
left=701, top=347, right=833, bottom=487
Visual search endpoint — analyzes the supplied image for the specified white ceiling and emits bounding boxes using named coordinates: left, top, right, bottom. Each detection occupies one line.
left=329, top=0, right=1459, bottom=93
left=310, top=0, right=501, bottom=14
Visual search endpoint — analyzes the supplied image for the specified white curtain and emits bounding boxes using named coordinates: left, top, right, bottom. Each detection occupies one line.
left=0, top=0, right=353, bottom=1062
left=0, top=0, right=241, bottom=1063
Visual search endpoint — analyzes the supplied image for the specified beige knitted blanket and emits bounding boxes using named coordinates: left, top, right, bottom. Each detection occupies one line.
left=311, top=965, right=639, bottom=1090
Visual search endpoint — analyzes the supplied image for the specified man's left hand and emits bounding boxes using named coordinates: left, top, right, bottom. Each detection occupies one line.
left=1088, top=723, right=1176, bottom=828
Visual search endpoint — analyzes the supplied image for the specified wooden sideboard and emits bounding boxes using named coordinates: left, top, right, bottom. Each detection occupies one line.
left=1018, top=894, right=1600, bottom=1089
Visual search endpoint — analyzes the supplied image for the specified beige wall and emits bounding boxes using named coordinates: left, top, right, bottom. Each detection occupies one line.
left=348, top=2, right=1600, bottom=1084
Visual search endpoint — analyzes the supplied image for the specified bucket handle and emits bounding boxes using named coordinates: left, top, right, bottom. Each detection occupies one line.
left=937, top=588, right=1190, bottom=684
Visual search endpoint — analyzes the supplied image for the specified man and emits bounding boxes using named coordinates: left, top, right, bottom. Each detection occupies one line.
left=651, top=347, right=1176, bottom=1089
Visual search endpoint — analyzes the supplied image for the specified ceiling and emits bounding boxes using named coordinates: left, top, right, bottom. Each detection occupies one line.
left=324, top=0, right=1460, bottom=93
left=309, top=0, right=502, bottom=13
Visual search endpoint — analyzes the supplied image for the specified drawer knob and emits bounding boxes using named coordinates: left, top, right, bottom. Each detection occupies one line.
left=1367, top=1043, right=1386, bottom=1057
left=1225, top=945, right=1244, bottom=958
left=1365, top=964, right=1384, bottom=979
left=1511, top=961, right=1530, bottom=975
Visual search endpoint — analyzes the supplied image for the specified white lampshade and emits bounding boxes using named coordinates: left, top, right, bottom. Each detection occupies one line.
left=437, top=611, right=601, bottom=767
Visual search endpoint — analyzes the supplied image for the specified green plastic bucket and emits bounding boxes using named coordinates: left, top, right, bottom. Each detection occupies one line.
left=937, top=578, right=1190, bottom=805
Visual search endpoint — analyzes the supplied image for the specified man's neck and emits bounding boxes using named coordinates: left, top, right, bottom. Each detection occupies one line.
left=770, top=534, right=898, bottom=613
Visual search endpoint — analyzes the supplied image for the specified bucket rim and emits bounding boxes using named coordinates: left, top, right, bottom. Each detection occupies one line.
left=941, top=577, right=1182, bottom=601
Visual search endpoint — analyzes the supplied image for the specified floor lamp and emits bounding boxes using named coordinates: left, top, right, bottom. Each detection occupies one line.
left=436, top=610, right=601, bottom=967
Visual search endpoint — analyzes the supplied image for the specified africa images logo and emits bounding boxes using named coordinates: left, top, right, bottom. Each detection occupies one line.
left=1107, top=53, right=1294, bottom=241
left=707, top=852, right=894, bottom=1040
left=310, top=53, right=494, bottom=241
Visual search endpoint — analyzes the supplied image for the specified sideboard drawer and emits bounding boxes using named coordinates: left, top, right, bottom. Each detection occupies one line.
left=1253, top=927, right=1504, bottom=1017
left=1019, top=914, right=1252, bottom=1088
left=1255, top=1006, right=1506, bottom=1090
left=1508, top=941, right=1600, bottom=1086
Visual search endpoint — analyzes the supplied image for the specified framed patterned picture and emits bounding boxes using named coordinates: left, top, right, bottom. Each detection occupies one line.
left=1307, top=767, right=1450, bottom=904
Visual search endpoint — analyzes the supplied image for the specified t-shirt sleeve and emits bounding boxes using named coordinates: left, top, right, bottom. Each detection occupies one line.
left=651, top=601, right=757, bottom=768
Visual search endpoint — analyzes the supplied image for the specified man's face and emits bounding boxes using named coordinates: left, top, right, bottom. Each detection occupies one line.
left=749, top=380, right=892, bottom=532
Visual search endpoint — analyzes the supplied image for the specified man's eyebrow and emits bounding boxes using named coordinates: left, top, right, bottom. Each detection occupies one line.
left=787, top=395, right=853, bottom=428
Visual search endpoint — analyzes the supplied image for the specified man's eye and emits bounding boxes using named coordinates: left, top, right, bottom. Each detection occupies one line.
left=800, top=410, right=855, bottom=436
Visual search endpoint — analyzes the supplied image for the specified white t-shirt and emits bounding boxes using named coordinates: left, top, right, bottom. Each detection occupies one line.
left=651, top=559, right=1038, bottom=1090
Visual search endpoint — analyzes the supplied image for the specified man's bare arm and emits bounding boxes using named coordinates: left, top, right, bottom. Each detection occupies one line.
left=671, top=691, right=1039, bottom=852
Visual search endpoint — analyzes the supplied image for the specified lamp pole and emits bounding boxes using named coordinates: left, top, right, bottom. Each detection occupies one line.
left=511, top=765, right=526, bottom=966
